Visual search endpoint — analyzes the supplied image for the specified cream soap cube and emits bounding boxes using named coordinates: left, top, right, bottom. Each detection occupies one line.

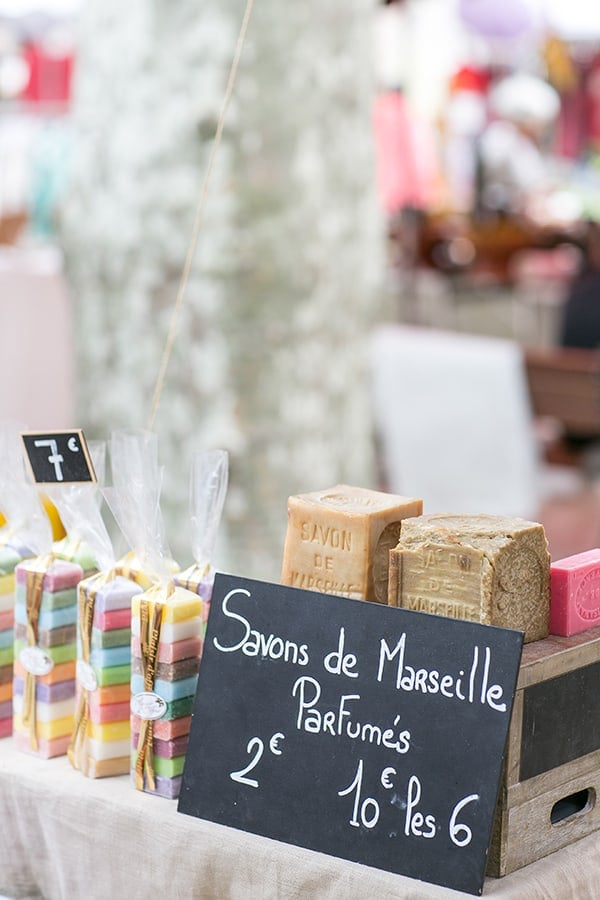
left=388, top=513, right=550, bottom=643
left=281, top=484, right=422, bottom=603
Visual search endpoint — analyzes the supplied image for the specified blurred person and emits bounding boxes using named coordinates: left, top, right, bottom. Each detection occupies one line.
left=475, top=72, right=561, bottom=223
left=560, top=220, right=600, bottom=350
left=372, top=0, right=438, bottom=269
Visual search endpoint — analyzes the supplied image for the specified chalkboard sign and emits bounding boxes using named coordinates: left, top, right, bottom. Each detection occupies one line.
left=21, top=430, right=96, bottom=485
left=178, top=574, right=523, bottom=896
left=520, top=660, right=600, bottom=781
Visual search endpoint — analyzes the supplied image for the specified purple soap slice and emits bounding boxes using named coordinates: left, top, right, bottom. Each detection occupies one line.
left=88, top=575, right=143, bottom=615
left=13, top=676, right=76, bottom=703
left=131, top=732, right=189, bottom=759
left=129, top=772, right=183, bottom=799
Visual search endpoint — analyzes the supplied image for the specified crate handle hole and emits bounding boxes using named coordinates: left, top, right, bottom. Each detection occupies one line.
left=551, top=788, right=595, bottom=826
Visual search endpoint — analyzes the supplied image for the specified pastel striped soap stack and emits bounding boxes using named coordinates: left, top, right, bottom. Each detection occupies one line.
left=131, top=583, right=203, bottom=799
left=0, top=545, right=22, bottom=738
left=68, top=572, right=144, bottom=777
left=13, top=557, right=83, bottom=757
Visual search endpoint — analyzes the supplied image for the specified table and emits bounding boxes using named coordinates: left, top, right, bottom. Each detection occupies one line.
left=1, top=739, right=599, bottom=899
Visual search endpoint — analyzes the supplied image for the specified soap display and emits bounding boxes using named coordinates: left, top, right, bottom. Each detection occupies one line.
left=131, top=584, right=202, bottom=799
left=0, top=424, right=54, bottom=740
left=388, top=513, right=550, bottom=642
left=12, top=557, right=83, bottom=757
left=0, top=546, right=21, bottom=738
left=550, top=548, right=600, bottom=636
left=281, top=484, right=422, bottom=603
left=68, top=572, right=143, bottom=777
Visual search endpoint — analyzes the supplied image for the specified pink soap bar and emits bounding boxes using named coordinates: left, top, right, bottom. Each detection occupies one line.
left=0, top=610, right=13, bottom=630
left=88, top=696, right=131, bottom=724
left=130, top=713, right=192, bottom=742
left=16, top=560, right=83, bottom=592
left=13, top=729, right=71, bottom=758
left=131, top=635, right=202, bottom=664
left=0, top=716, right=12, bottom=738
left=95, top=608, right=131, bottom=631
left=550, top=549, right=600, bottom=635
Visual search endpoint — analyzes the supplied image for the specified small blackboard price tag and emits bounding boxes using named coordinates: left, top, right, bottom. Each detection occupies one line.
left=178, top=574, right=524, bottom=896
left=21, top=430, right=96, bottom=485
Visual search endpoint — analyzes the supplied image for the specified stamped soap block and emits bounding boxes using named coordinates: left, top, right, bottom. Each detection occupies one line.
left=388, top=513, right=550, bottom=643
left=550, top=549, right=600, bottom=636
left=280, top=484, right=422, bottom=603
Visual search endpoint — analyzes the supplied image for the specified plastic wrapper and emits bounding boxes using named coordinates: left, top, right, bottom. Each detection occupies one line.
left=49, top=440, right=108, bottom=575
left=14, top=442, right=113, bottom=759
left=104, top=430, right=177, bottom=585
left=13, top=557, right=83, bottom=757
left=68, top=570, right=143, bottom=777
left=173, top=449, right=228, bottom=639
left=0, top=423, right=52, bottom=740
left=130, top=582, right=202, bottom=798
left=106, top=430, right=199, bottom=798
left=48, top=437, right=150, bottom=777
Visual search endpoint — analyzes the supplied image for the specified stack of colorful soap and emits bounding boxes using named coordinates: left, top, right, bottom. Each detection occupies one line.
left=12, top=557, right=83, bottom=757
left=0, top=545, right=22, bottom=738
left=173, top=564, right=214, bottom=644
left=68, top=572, right=143, bottom=777
left=131, top=584, right=202, bottom=799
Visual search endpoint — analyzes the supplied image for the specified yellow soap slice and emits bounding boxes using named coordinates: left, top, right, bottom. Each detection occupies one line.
left=132, top=586, right=202, bottom=623
left=13, top=713, right=74, bottom=740
left=0, top=573, right=15, bottom=595
left=88, top=719, right=130, bottom=743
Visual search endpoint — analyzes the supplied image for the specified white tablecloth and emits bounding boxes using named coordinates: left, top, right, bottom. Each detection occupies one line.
left=2, top=739, right=600, bottom=899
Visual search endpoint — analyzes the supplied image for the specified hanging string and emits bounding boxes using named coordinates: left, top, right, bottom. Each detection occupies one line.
left=147, top=0, right=256, bottom=431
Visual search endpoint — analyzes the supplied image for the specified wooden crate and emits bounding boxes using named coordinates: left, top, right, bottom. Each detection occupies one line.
left=524, top=346, right=600, bottom=439
left=487, top=624, right=600, bottom=876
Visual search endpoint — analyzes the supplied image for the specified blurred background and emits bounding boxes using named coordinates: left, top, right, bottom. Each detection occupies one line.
left=2, top=0, right=600, bottom=579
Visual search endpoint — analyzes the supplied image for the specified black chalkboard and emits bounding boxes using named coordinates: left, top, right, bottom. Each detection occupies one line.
left=178, top=574, right=523, bottom=896
left=21, top=430, right=96, bottom=484
left=520, top=660, right=600, bottom=781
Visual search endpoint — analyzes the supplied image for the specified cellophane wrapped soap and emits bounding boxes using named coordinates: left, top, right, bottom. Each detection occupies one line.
left=0, top=546, right=22, bottom=737
left=131, top=584, right=203, bottom=799
left=13, top=557, right=83, bottom=757
left=0, top=423, right=53, bottom=738
left=68, top=572, right=144, bottom=777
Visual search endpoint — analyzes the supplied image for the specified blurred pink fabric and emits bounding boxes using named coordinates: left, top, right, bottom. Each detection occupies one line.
left=372, top=91, right=436, bottom=216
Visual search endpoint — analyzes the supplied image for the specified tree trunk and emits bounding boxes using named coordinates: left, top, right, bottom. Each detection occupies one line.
left=59, top=0, right=382, bottom=581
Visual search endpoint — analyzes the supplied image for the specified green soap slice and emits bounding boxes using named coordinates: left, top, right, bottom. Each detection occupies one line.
left=131, top=751, right=185, bottom=779
left=91, top=626, right=131, bottom=650
left=162, top=695, right=194, bottom=721
left=94, top=663, right=131, bottom=687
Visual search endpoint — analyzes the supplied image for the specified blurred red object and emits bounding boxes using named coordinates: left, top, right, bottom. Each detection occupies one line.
left=19, top=41, right=72, bottom=106
left=449, top=65, right=490, bottom=96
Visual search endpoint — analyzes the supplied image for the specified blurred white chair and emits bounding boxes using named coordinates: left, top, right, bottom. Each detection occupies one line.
left=371, top=324, right=580, bottom=519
